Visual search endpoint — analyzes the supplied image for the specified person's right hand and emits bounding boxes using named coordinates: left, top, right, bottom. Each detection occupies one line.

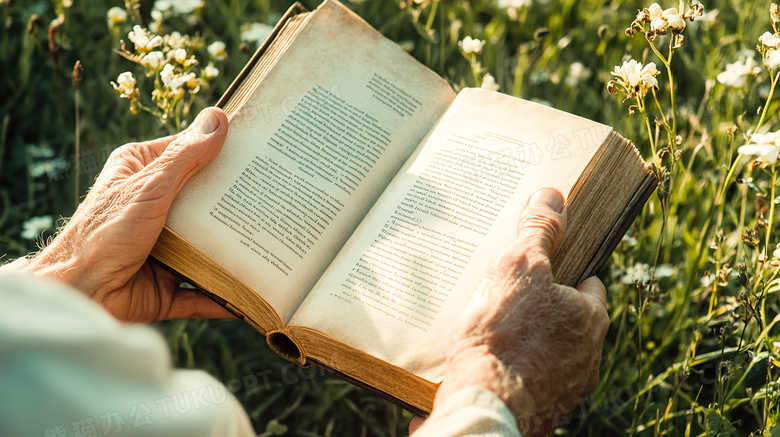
left=28, top=108, right=232, bottom=323
left=432, top=188, right=610, bottom=437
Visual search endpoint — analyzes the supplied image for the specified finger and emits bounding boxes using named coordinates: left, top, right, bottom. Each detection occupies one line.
left=134, top=133, right=179, bottom=159
left=515, top=188, right=567, bottom=258
left=576, top=276, right=607, bottom=310
left=142, top=107, right=229, bottom=192
left=408, top=416, right=425, bottom=435
left=164, top=289, right=237, bottom=320
left=577, top=276, right=610, bottom=339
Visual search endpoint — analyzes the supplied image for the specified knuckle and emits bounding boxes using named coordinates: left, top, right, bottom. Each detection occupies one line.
left=171, top=131, right=205, bottom=151
left=521, top=208, right=566, bottom=240
left=495, top=243, right=550, bottom=274
left=137, top=172, right=176, bottom=203
left=495, top=246, right=532, bottom=272
left=107, top=144, right=132, bottom=165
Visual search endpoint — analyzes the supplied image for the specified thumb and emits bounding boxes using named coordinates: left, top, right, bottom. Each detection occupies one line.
left=408, top=417, right=425, bottom=435
left=516, top=188, right=568, bottom=258
left=146, top=107, right=228, bottom=191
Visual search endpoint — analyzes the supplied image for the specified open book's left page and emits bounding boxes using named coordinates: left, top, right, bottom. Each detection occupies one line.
left=166, top=0, right=455, bottom=323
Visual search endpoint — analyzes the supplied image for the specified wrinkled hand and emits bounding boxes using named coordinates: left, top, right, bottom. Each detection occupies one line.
left=431, top=188, right=609, bottom=436
left=30, top=108, right=233, bottom=323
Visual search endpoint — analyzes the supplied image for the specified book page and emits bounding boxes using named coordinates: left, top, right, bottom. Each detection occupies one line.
left=289, top=88, right=612, bottom=381
left=166, top=0, right=455, bottom=323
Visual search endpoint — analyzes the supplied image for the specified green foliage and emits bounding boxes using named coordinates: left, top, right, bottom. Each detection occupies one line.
left=4, top=0, right=780, bottom=435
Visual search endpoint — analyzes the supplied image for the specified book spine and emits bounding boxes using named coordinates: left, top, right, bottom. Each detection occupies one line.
left=266, top=329, right=307, bottom=366
left=215, top=2, right=307, bottom=109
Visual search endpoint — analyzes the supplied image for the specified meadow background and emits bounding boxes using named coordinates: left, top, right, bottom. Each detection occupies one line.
left=2, top=0, right=779, bottom=435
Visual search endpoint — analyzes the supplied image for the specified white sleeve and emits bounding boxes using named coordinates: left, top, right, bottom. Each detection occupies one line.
left=0, top=256, right=32, bottom=274
left=412, top=387, right=521, bottom=437
left=0, top=274, right=255, bottom=437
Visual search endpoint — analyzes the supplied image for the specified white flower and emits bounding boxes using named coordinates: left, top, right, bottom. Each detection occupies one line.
left=160, top=64, right=193, bottom=91
left=565, top=61, right=592, bottom=86
left=717, top=54, right=761, bottom=87
left=106, top=7, right=128, bottom=28
left=241, top=22, right=274, bottom=45
left=646, top=4, right=685, bottom=33
left=127, top=25, right=148, bottom=47
left=142, top=51, right=165, bottom=70
left=622, top=263, right=650, bottom=284
left=609, top=59, right=659, bottom=97
left=148, top=35, right=163, bottom=49
left=663, top=8, right=686, bottom=31
left=153, top=0, right=204, bottom=15
left=150, top=23, right=164, bottom=35
left=160, top=64, right=177, bottom=87
left=208, top=41, right=226, bottom=61
left=773, top=246, right=780, bottom=260
left=398, top=40, right=415, bottom=52
left=481, top=73, right=500, bottom=91
left=127, top=25, right=162, bottom=50
left=165, top=31, right=184, bottom=49
left=459, top=36, right=485, bottom=54
left=497, top=0, right=532, bottom=7
left=648, top=3, right=667, bottom=32
left=26, top=143, right=54, bottom=158
left=173, top=48, right=187, bottom=63
left=760, top=31, right=780, bottom=49
left=29, top=157, right=68, bottom=179
left=738, top=131, right=780, bottom=164
left=21, top=215, right=53, bottom=240
left=655, top=264, right=675, bottom=278
left=111, top=71, right=138, bottom=100
left=151, top=10, right=164, bottom=22
left=765, top=49, right=780, bottom=69
left=116, top=71, right=136, bottom=90
left=202, top=63, right=219, bottom=79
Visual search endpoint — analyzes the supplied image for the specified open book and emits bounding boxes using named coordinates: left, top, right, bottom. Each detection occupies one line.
left=151, top=0, right=658, bottom=415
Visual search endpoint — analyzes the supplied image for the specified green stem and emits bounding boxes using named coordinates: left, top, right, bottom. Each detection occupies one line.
left=651, top=88, right=673, bottom=137
left=74, top=88, right=80, bottom=209
left=470, top=54, right=481, bottom=86
left=708, top=258, right=720, bottom=315
left=424, top=0, right=438, bottom=34
left=647, top=38, right=667, bottom=67
left=666, top=42, right=677, bottom=136
left=756, top=71, right=780, bottom=133
left=638, top=97, right=657, bottom=165
left=765, top=167, right=777, bottom=256
left=716, top=155, right=743, bottom=217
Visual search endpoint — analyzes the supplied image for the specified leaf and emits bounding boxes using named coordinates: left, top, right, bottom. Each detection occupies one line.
left=704, top=408, right=737, bottom=436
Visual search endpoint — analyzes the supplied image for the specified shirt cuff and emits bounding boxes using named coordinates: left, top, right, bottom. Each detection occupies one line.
left=0, top=257, right=32, bottom=274
left=413, top=387, right=520, bottom=437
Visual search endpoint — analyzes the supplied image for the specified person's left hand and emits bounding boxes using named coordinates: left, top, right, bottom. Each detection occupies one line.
left=30, top=108, right=233, bottom=323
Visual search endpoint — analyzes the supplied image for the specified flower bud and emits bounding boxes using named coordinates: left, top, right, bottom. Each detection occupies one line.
left=72, top=60, right=83, bottom=90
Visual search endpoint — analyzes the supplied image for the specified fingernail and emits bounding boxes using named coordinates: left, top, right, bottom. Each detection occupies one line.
left=191, top=109, right=220, bottom=135
left=529, top=188, right=564, bottom=213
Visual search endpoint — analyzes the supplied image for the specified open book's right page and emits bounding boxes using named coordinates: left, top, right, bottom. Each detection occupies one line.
left=289, top=88, right=612, bottom=381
